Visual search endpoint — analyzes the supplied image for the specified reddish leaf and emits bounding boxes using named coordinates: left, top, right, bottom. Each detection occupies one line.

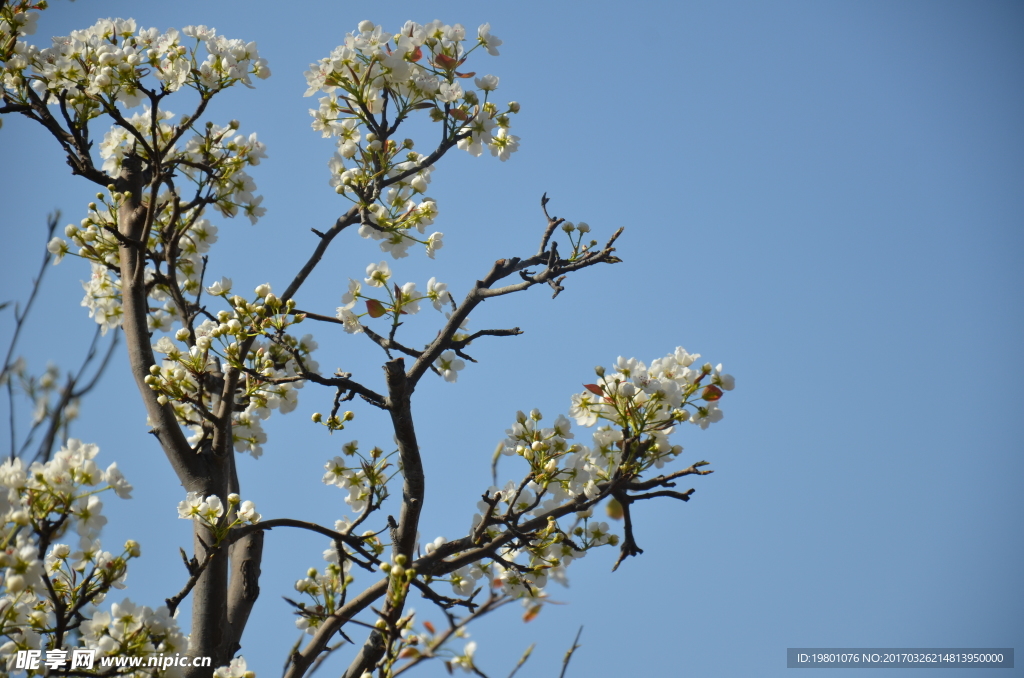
left=701, top=384, right=723, bottom=402
left=455, top=71, right=476, bottom=79
left=448, top=108, right=469, bottom=121
left=423, top=620, right=436, bottom=634
left=584, top=384, right=605, bottom=396
left=410, top=46, right=423, bottom=62
left=434, top=53, right=459, bottom=70
left=522, top=603, right=542, bottom=623
left=398, top=648, right=420, bottom=659
left=365, top=299, right=387, bottom=318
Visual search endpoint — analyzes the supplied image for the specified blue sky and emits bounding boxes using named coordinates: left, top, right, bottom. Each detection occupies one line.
left=1, top=1, right=1021, bottom=676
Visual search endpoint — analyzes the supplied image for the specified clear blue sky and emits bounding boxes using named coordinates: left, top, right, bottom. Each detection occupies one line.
left=1, top=1, right=1021, bottom=675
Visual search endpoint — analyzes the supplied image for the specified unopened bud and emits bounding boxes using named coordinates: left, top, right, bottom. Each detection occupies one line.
left=508, top=101, right=521, bottom=113
left=312, top=412, right=323, bottom=423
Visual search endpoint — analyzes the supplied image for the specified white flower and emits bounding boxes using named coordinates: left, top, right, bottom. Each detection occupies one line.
left=177, top=491, right=204, bottom=520
left=396, top=282, right=420, bottom=314
left=435, top=350, right=465, bottom=383
left=474, top=74, right=499, bottom=91
left=337, top=308, right=364, bottom=334
left=426, top=277, right=449, bottom=311
left=477, top=23, right=502, bottom=55
left=425, top=232, right=444, bottom=259
left=104, top=463, right=133, bottom=499
left=237, top=500, right=261, bottom=524
left=487, top=128, right=520, bottom=161
left=207, top=277, right=233, bottom=296
left=339, top=279, right=361, bottom=310
left=364, top=261, right=391, bottom=287
left=47, top=236, right=69, bottom=264
left=213, top=657, right=252, bottom=678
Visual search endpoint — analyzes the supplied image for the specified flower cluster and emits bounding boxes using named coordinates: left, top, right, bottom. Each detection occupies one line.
left=569, top=348, right=735, bottom=432
left=146, top=283, right=316, bottom=458
left=321, top=441, right=390, bottom=514
left=336, top=261, right=451, bottom=332
left=177, top=492, right=260, bottom=543
left=307, top=20, right=520, bottom=259
left=5, top=14, right=270, bottom=339
left=49, top=113, right=266, bottom=334
left=434, top=349, right=733, bottom=605
left=290, top=535, right=365, bottom=637
left=2, top=16, right=268, bottom=119
left=0, top=440, right=184, bottom=673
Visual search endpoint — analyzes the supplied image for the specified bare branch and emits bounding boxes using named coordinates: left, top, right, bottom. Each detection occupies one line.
left=230, top=519, right=377, bottom=570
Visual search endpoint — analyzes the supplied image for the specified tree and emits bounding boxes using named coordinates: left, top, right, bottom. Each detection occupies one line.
left=0, top=4, right=734, bottom=676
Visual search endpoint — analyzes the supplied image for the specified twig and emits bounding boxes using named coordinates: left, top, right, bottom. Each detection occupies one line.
left=505, top=644, right=534, bottom=678
left=558, top=626, right=584, bottom=678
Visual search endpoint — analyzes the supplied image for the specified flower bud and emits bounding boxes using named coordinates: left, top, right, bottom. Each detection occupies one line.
left=595, top=365, right=605, bottom=377
left=395, top=554, right=408, bottom=566
left=175, top=328, right=190, bottom=341
left=229, top=119, right=240, bottom=129
left=508, top=101, right=521, bottom=113
left=576, top=222, right=590, bottom=233
left=375, top=619, right=387, bottom=630
left=196, top=336, right=212, bottom=351
left=312, top=412, right=323, bottom=423
left=125, top=540, right=141, bottom=557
